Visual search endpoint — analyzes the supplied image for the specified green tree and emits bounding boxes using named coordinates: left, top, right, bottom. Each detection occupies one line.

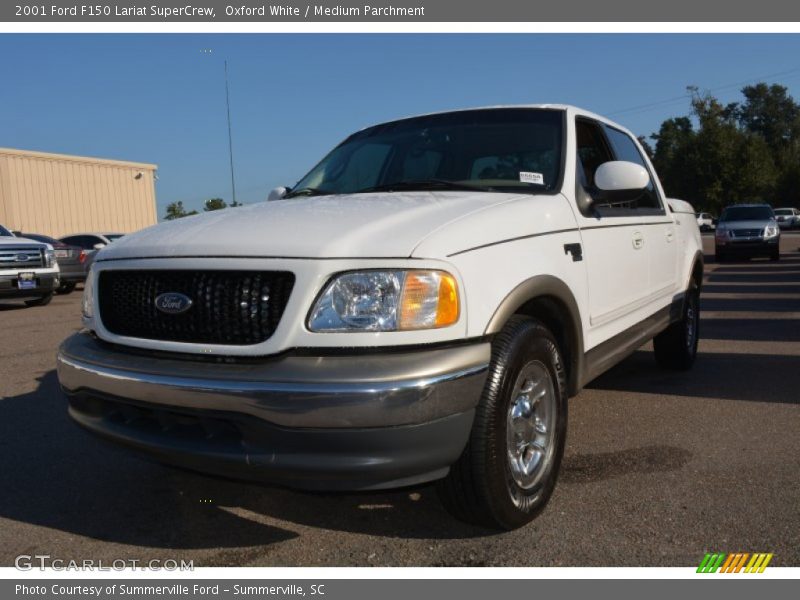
left=637, top=136, right=655, bottom=159
left=651, top=116, right=697, bottom=204
left=736, top=83, right=799, bottom=159
left=203, top=198, right=228, bottom=211
left=649, top=84, right=795, bottom=213
left=164, top=201, right=198, bottom=220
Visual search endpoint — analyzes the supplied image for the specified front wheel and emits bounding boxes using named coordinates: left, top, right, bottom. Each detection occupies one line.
left=57, top=281, right=77, bottom=294
left=653, top=282, right=699, bottom=370
left=24, top=292, right=53, bottom=307
left=437, top=316, right=567, bottom=530
left=770, top=249, right=780, bottom=262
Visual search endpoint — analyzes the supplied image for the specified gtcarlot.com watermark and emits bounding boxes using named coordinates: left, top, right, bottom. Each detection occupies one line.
left=15, top=554, right=194, bottom=571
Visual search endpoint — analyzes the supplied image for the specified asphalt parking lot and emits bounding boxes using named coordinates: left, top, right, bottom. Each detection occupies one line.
left=1, top=234, right=798, bottom=567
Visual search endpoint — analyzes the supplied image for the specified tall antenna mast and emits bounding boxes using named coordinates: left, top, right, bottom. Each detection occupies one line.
left=224, top=60, right=237, bottom=206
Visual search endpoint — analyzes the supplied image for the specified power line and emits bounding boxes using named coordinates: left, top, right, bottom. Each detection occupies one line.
left=608, top=66, right=800, bottom=117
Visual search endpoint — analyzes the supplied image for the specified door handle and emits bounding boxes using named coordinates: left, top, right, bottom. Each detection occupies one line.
left=666, top=230, right=674, bottom=243
left=632, top=231, right=644, bottom=250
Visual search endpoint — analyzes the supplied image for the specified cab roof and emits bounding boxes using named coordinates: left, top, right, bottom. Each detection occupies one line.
left=359, top=104, right=636, bottom=139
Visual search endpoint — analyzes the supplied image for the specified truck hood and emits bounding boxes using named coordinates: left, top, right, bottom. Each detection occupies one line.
left=99, top=191, right=523, bottom=260
left=0, top=236, right=47, bottom=247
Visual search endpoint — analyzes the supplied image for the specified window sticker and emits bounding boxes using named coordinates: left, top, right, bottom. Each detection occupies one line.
left=519, top=171, right=544, bottom=185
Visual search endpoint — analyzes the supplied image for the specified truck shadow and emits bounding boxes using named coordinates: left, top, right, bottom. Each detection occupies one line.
left=588, top=349, right=799, bottom=404
left=0, top=301, right=35, bottom=311
left=590, top=249, right=799, bottom=403
left=0, top=371, right=296, bottom=554
left=1, top=372, right=696, bottom=555
left=0, top=371, right=495, bottom=559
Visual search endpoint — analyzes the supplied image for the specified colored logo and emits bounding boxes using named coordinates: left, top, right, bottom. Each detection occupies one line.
left=697, top=553, right=774, bottom=573
left=154, top=292, right=193, bottom=315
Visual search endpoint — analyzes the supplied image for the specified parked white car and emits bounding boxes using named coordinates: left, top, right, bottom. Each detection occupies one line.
left=774, top=207, right=800, bottom=229
left=57, top=105, right=703, bottom=530
left=696, top=212, right=715, bottom=231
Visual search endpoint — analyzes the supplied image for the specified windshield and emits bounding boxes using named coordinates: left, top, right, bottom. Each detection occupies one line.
left=288, top=108, right=564, bottom=198
left=774, top=209, right=792, bottom=215
left=105, top=234, right=123, bottom=241
left=721, top=206, right=774, bottom=222
left=0, top=224, right=13, bottom=237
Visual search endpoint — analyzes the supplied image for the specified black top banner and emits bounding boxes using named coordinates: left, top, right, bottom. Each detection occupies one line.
left=6, top=0, right=800, bottom=22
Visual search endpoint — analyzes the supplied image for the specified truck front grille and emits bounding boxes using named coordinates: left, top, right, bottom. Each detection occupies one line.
left=731, top=228, right=763, bottom=238
left=0, top=246, right=44, bottom=269
left=98, top=270, right=295, bottom=346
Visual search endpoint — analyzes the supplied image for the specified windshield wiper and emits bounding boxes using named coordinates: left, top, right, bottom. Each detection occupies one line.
left=355, top=179, right=493, bottom=194
left=284, top=187, right=333, bottom=199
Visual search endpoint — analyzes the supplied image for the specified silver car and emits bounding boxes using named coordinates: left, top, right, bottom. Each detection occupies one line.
left=715, top=204, right=780, bottom=262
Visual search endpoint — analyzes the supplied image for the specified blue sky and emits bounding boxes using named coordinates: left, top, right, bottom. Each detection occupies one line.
left=3, top=34, right=800, bottom=218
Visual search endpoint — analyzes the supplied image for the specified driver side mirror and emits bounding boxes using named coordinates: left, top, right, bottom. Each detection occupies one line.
left=267, top=186, right=290, bottom=202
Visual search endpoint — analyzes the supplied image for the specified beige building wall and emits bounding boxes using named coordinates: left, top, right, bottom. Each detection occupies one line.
left=0, top=147, right=157, bottom=238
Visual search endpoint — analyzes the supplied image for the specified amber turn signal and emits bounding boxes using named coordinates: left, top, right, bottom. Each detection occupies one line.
left=398, top=270, right=459, bottom=330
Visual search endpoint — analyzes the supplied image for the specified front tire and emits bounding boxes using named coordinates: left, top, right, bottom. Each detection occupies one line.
left=770, top=249, right=780, bottom=261
left=437, top=316, right=567, bottom=530
left=24, top=293, right=53, bottom=307
left=57, top=281, right=77, bottom=294
left=653, top=281, right=699, bottom=370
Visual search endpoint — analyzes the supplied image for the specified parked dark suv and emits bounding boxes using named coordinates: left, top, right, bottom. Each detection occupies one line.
left=715, top=204, right=780, bottom=262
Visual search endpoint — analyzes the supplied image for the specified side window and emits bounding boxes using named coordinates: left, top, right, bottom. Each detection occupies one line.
left=602, top=125, right=662, bottom=211
left=575, top=119, right=614, bottom=191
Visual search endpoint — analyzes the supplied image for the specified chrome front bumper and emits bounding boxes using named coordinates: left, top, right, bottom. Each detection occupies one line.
left=57, top=332, right=490, bottom=490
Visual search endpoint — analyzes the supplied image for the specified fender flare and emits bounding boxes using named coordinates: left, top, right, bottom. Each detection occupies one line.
left=688, top=250, right=704, bottom=291
left=485, top=275, right=585, bottom=396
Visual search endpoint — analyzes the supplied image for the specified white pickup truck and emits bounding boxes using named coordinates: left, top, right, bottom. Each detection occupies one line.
left=0, top=224, right=60, bottom=306
left=57, top=105, right=703, bottom=530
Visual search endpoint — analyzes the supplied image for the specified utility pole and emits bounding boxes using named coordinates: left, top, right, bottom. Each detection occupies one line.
left=224, top=60, right=237, bottom=206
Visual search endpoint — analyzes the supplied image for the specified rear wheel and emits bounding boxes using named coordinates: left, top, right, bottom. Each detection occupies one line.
left=654, top=282, right=699, bottom=370
left=437, top=316, right=567, bottom=530
left=24, top=293, right=53, bottom=307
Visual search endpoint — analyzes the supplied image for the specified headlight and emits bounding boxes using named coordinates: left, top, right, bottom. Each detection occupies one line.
left=82, top=268, right=95, bottom=319
left=308, top=270, right=460, bottom=332
left=764, top=224, right=779, bottom=238
left=715, top=226, right=729, bottom=240
left=44, top=248, right=57, bottom=268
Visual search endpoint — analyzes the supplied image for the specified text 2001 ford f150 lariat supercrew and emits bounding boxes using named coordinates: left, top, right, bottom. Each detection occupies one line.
left=57, top=105, right=703, bottom=530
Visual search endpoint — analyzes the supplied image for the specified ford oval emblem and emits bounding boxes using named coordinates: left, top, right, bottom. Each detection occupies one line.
left=15, top=253, right=30, bottom=262
left=155, top=292, right=193, bottom=315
